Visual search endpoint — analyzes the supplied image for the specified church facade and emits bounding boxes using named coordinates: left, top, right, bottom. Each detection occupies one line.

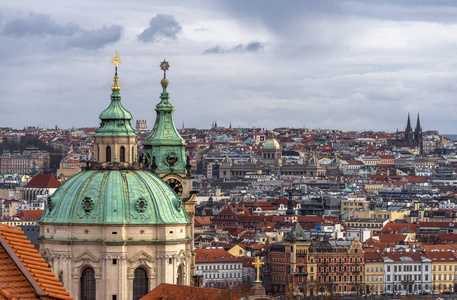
left=39, top=55, right=195, bottom=300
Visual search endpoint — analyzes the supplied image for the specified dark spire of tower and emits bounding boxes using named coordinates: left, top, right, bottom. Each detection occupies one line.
left=415, top=113, right=422, bottom=132
left=415, top=113, right=424, bottom=156
left=405, top=113, right=413, bottom=143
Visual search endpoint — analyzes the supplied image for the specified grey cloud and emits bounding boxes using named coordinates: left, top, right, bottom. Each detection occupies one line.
left=3, top=12, right=78, bottom=37
left=67, top=25, right=122, bottom=50
left=204, top=41, right=264, bottom=54
left=138, top=15, right=181, bottom=43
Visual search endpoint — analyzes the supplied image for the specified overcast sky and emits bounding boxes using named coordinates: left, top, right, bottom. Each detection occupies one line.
left=2, top=1, right=457, bottom=133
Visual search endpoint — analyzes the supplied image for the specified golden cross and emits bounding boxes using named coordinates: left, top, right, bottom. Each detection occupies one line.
left=111, top=53, right=122, bottom=67
left=253, top=256, right=264, bottom=282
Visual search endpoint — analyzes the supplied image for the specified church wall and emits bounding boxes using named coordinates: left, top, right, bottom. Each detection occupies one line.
left=40, top=223, right=192, bottom=299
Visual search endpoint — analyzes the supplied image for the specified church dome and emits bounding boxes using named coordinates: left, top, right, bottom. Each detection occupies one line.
left=263, top=131, right=281, bottom=150
left=41, top=169, right=190, bottom=225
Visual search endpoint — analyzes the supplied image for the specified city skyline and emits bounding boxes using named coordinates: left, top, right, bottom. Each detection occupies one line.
left=2, top=1, right=457, bottom=133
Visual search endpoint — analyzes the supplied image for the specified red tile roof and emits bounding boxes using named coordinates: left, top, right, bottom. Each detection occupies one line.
left=425, top=250, right=457, bottom=262
left=0, top=224, right=72, bottom=300
left=194, top=216, right=212, bottom=227
left=25, top=174, right=61, bottom=188
left=195, top=249, right=243, bottom=263
left=14, top=210, right=44, bottom=220
left=141, top=283, right=246, bottom=300
left=381, top=223, right=417, bottom=233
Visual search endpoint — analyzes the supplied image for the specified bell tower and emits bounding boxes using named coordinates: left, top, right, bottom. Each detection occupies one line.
left=93, top=53, right=137, bottom=164
left=142, top=60, right=197, bottom=282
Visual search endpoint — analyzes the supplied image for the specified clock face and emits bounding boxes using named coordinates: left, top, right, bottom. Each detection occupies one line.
left=166, top=178, right=183, bottom=196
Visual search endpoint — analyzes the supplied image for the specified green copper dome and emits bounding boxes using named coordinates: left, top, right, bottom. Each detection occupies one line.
left=95, top=65, right=136, bottom=137
left=41, top=169, right=190, bottom=225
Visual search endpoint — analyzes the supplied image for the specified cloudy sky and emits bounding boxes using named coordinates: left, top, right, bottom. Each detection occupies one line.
left=2, top=1, right=457, bottom=133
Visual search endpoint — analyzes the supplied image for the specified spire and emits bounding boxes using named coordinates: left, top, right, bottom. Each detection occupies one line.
left=95, top=53, right=136, bottom=137
left=415, top=113, right=422, bottom=132
left=111, top=52, right=122, bottom=92
left=405, top=113, right=413, bottom=143
left=406, top=113, right=412, bottom=131
left=415, top=113, right=423, bottom=156
left=142, top=60, right=187, bottom=174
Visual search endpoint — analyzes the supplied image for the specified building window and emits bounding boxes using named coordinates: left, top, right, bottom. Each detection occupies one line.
left=80, top=267, right=96, bottom=300
left=120, top=146, right=125, bottom=162
left=133, top=268, right=148, bottom=300
left=106, top=146, right=112, bottom=162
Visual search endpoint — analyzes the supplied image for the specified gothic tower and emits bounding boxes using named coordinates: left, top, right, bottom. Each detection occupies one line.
left=414, top=114, right=424, bottom=156
left=405, top=113, right=413, bottom=143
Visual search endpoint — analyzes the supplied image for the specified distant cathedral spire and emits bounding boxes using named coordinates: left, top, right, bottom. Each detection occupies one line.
left=415, top=113, right=424, bottom=156
left=405, top=113, right=413, bottom=143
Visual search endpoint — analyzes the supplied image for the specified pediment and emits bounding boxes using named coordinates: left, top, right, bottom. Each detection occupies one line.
left=74, top=250, right=100, bottom=263
left=129, top=250, right=155, bottom=263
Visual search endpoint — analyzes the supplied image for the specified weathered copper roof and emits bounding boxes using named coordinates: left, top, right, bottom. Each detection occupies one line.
left=40, top=170, right=190, bottom=225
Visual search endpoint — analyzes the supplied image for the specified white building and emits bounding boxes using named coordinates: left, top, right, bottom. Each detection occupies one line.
left=195, top=248, right=243, bottom=288
left=382, top=250, right=431, bottom=295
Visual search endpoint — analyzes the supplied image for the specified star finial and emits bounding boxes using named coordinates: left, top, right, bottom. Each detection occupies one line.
left=160, top=59, right=169, bottom=78
left=111, top=52, right=122, bottom=67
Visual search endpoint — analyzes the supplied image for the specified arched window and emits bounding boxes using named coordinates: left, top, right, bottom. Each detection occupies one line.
left=106, top=146, right=111, bottom=162
left=132, top=146, right=135, bottom=162
left=177, top=264, right=184, bottom=285
left=80, top=267, right=96, bottom=300
left=120, top=146, right=125, bottom=162
left=133, top=268, right=148, bottom=300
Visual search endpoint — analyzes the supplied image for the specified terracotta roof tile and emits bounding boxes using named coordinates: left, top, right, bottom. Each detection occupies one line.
left=13, top=210, right=44, bottom=220
left=141, top=283, right=246, bottom=300
left=195, top=249, right=243, bottom=263
left=0, top=224, right=72, bottom=300
left=25, top=174, right=61, bottom=188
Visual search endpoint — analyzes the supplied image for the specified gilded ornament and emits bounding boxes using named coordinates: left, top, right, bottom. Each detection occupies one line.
left=111, top=53, right=122, bottom=67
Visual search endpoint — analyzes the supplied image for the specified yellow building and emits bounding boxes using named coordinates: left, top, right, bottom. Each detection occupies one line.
left=426, top=250, right=457, bottom=293
left=344, top=218, right=389, bottom=232
left=364, top=252, right=384, bottom=295
left=364, top=183, right=383, bottom=194
left=228, top=244, right=246, bottom=257
left=341, top=196, right=370, bottom=215
left=56, top=159, right=81, bottom=181
left=347, top=208, right=407, bottom=222
left=404, top=203, right=432, bottom=223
